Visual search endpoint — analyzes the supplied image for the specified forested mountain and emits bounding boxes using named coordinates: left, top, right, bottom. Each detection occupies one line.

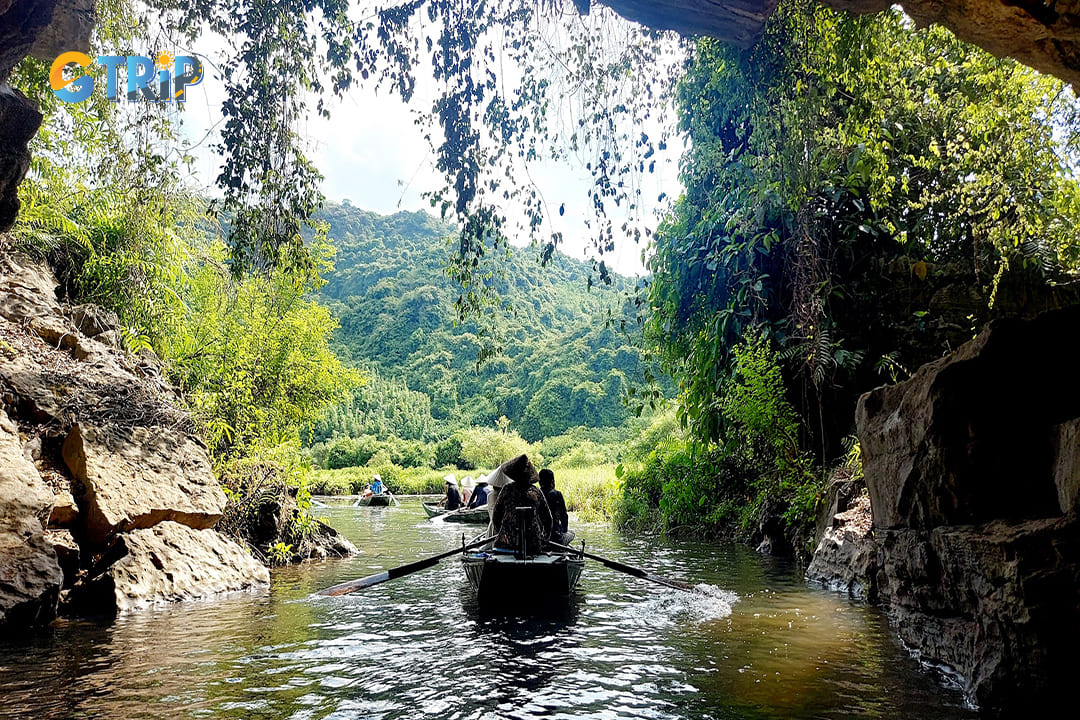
left=310, top=203, right=659, bottom=444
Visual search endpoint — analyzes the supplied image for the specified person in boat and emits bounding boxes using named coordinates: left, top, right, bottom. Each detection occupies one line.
left=439, top=473, right=463, bottom=510
left=460, top=476, right=475, bottom=506
left=491, top=454, right=552, bottom=557
left=539, top=468, right=575, bottom=545
left=466, top=478, right=490, bottom=509
left=370, top=474, right=384, bottom=495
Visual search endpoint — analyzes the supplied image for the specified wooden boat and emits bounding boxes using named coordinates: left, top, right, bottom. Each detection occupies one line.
left=355, top=492, right=393, bottom=507
left=422, top=502, right=489, bottom=524
left=461, top=547, right=585, bottom=604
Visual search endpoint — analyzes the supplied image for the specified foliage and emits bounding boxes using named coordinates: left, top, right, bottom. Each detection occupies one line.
left=167, top=242, right=361, bottom=459
left=313, top=204, right=666, bottom=443
left=267, top=542, right=293, bottom=566
left=9, top=5, right=201, bottom=349
left=614, top=338, right=820, bottom=538
left=647, top=2, right=1080, bottom=460
left=457, top=426, right=537, bottom=471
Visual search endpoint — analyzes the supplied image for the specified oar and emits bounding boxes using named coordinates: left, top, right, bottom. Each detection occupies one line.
left=547, top=541, right=698, bottom=592
left=318, top=536, right=491, bottom=597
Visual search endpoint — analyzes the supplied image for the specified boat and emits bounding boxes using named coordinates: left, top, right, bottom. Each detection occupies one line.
left=461, top=546, right=585, bottom=605
left=422, top=502, right=490, bottom=524
left=355, top=492, right=393, bottom=507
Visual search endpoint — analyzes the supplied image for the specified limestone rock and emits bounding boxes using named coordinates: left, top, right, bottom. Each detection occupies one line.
left=1052, top=417, right=1080, bottom=515
left=62, top=423, right=226, bottom=547
left=857, top=305, right=1080, bottom=531
left=0, top=408, right=62, bottom=628
left=806, top=492, right=877, bottom=600
left=44, top=527, right=78, bottom=587
left=853, top=306, right=1080, bottom=712
left=47, top=490, right=77, bottom=527
left=70, top=521, right=270, bottom=614
left=596, top=0, right=777, bottom=48
left=26, top=0, right=93, bottom=63
left=67, top=304, right=120, bottom=340
left=876, top=518, right=1080, bottom=711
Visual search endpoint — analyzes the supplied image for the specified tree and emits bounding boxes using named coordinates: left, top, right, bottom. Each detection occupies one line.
left=647, top=2, right=1080, bottom=455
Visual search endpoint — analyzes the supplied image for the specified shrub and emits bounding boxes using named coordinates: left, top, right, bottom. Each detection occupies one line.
left=326, top=435, right=381, bottom=469
left=458, top=427, right=539, bottom=469
left=433, top=435, right=465, bottom=468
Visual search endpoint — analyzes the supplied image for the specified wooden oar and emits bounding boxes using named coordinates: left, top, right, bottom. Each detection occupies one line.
left=547, top=541, right=698, bottom=592
left=318, top=536, right=490, bottom=597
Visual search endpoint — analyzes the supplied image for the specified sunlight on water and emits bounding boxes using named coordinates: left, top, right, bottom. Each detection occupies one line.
left=0, top=497, right=976, bottom=720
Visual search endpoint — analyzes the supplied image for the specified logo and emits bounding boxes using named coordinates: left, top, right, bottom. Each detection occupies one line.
left=50, top=51, right=204, bottom=103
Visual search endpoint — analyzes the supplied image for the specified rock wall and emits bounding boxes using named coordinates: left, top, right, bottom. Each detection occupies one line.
left=1, top=0, right=92, bottom=232
left=810, top=306, right=1080, bottom=713
left=0, top=252, right=270, bottom=628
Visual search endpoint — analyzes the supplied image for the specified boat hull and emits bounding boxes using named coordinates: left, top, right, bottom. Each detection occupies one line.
left=461, top=552, right=584, bottom=604
left=443, top=507, right=489, bottom=524
left=357, top=493, right=392, bottom=507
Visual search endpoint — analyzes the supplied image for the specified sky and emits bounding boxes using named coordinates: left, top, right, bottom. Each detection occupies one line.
left=178, top=11, right=686, bottom=278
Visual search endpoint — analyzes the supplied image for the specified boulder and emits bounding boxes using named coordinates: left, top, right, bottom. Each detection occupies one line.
left=47, top=490, right=77, bottom=527
left=0, top=408, right=62, bottom=628
left=853, top=305, right=1080, bottom=712
left=69, top=521, right=270, bottom=614
left=62, top=423, right=226, bottom=547
left=806, top=492, right=877, bottom=600
left=857, top=306, right=1080, bottom=531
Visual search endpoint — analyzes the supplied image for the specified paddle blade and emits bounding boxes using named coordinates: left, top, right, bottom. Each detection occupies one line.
left=319, top=570, right=391, bottom=596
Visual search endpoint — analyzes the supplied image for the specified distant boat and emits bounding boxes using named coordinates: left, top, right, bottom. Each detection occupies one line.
left=422, top=502, right=489, bottom=524
left=356, top=492, right=394, bottom=507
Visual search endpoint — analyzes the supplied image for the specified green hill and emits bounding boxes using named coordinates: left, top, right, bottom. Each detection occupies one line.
left=310, top=203, right=658, bottom=445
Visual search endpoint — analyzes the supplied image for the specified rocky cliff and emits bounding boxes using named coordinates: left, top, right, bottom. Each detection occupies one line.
left=0, top=252, right=274, bottom=629
left=808, top=306, right=1080, bottom=714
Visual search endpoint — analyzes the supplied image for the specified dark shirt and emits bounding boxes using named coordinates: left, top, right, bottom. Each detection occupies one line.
left=492, top=481, right=552, bottom=556
left=444, top=484, right=462, bottom=510
left=467, top=485, right=489, bottom=509
left=544, top=488, right=568, bottom=535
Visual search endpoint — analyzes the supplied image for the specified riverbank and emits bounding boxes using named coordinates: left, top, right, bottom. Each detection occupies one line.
left=0, top=253, right=354, bottom=628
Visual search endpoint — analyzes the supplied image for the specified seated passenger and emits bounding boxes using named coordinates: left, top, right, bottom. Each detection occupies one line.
left=370, top=474, right=384, bottom=495
left=467, top=478, right=490, bottom=509
left=439, top=473, right=463, bottom=510
left=491, top=454, right=552, bottom=556
left=539, top=469, right=575, bottom=545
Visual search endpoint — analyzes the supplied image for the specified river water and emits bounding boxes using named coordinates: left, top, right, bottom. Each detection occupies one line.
left=0, top=497, right=975, bottom=719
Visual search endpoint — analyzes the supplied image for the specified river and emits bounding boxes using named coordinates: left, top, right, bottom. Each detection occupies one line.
left=0, top=497, right=976, bottom=719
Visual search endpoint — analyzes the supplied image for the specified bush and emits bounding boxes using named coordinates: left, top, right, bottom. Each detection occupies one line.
left=458, top=427, right=539, bottom=469
left=433, top=435, right=466, bottom=468
left=551, top=440, right=609, bottom=468
left=385, top=436, right=433, bottom=468
left=326, top=435, right=381, bottom=469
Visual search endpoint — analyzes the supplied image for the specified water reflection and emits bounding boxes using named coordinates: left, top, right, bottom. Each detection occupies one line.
left=0, top=497, right=975, bottom=720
